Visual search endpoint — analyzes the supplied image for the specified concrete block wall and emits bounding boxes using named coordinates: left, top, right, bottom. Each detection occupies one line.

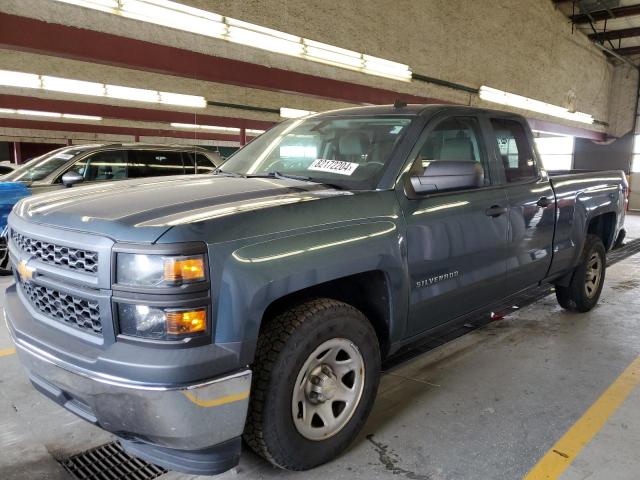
left=0, top=0, right=637, bottom=142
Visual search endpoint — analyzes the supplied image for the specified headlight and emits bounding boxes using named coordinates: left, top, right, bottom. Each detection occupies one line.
left=118, top=304, right=207, bottom=340
left=116, top=253, right=206, bottom=287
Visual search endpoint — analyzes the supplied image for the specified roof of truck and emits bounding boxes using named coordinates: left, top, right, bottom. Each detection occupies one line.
left=312, top=104, right=524, bottom=120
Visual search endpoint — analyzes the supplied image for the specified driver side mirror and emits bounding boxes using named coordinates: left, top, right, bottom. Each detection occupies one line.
left=61, top=171, right=84, bottom=188
left=409, top=160, right=484, bottom=196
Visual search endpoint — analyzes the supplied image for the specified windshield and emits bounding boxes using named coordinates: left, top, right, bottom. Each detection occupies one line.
left=221, top=115, right=414, bottom=189
left=3, top=148, right=86, bottom=183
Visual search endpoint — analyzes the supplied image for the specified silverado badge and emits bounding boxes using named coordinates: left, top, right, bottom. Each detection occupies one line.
left=17, top=259, right=35, bottom=282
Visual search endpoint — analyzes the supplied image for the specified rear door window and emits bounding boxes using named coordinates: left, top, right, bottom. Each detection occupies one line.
left=128, top=150, right=184, bottom=178
left=490, top=118, right=538, bottom=183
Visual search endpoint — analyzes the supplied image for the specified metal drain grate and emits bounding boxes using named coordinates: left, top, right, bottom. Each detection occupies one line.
left=60, top=442, right=166, bottom=480
left=384, top=237, right=640, bottom=369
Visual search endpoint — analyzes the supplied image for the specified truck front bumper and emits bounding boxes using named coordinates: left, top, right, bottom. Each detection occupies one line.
left=5, top=295, right=252, bottom=475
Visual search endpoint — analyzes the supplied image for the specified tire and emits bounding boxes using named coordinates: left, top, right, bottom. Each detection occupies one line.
left=0, top=240, right=10, bottom=276
left=556, top=234, right=606, bottom=312
left=243, top=298, right=381, bottom=471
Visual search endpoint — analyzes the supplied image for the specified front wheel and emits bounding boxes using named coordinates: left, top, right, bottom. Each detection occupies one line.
left=0, top=239, right=10, bottom=276
left=556, top=234, right=606, bottom=312
left=244, top=298, right=381, bottom=470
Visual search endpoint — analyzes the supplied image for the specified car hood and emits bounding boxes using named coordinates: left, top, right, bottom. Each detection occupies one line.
left=12, top=175, right=337, bottom=242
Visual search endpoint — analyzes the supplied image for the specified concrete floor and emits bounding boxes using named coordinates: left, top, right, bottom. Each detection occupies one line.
left=1, top=214, right=639, bottom=480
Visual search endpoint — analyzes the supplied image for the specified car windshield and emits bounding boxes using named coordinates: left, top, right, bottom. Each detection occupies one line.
left=3, top=148, right=87, bottom=183
left=220, top=115, right=414, bottom=189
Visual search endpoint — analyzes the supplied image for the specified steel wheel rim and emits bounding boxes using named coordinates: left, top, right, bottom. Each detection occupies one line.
left=584, top=252, right=602, bottom=298
left=291, top=338, right=365, bottom=441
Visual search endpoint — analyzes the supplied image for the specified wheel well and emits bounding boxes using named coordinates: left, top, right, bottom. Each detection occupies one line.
left=260, top=271, right=391, bottom=357
left=587, top=212, right=616, bottom=250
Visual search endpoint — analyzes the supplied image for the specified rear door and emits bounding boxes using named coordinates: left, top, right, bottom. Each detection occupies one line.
left=487, top=117, right=555, bottom=293
left=398, top=113, right=510, bottom=336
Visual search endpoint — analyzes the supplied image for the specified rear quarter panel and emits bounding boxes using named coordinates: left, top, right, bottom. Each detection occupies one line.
left=548, top=171, right=626, bottom=277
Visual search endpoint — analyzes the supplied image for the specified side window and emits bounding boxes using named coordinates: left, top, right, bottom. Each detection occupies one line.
left=67, top=150, right=127, bottom=182
left=129, top=150, right=184, bottom=178
left=490, top=118, right=538, bottom=183
left=411, top=116, right=489, bottom=186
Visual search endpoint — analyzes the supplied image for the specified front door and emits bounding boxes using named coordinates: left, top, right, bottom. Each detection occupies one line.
left=398, top=115, right=510, bottom=336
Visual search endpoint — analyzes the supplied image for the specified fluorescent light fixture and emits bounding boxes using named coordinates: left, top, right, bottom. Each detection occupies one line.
left=0, top=107, right=102, bottom=121
left=280, top=107, right=316, bottom=119
left=171, top=122, right=265, bottom=136
left=0, top=69, right=206, bottom=108
left=63, top=113, right=103, bottom=121
left=16, top=109, right=61, bottom=118
left=479, top=86, right=594, bottom=124
left=42, top=76, right=106, bottom=96
left=52, top=0, right=413, bottom=81
left=0, top=70, right=41, bottom=89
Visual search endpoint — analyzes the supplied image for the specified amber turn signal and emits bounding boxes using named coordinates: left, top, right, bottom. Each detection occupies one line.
left=163, top=256, right=206, bottom=284
left=166, top=309, right=207, bottom=335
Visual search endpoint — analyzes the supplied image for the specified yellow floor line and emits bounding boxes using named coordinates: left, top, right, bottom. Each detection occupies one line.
left=524, top=355, right=640, bottom=480
left=0, top=347, right=16, bottom=357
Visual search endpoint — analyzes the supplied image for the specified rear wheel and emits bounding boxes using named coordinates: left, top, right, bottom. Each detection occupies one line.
left=244, top=298, right=380, bottom=470
left=556, top=234, right=606, bottom=312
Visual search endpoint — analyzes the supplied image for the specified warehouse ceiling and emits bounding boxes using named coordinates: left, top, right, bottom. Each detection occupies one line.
left=557, top=0, right=640, bottom=63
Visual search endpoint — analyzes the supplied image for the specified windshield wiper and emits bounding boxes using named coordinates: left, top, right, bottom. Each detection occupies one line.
left=247, top=171, right=344, bottom=189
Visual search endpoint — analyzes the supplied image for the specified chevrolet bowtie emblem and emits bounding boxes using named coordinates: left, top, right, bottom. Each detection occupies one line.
left=17, top=259, right=35, bottom=281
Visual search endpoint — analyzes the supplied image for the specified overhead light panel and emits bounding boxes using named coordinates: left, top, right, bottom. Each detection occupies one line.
left=280, top=107, right=316, bottom=119
left=52, top=0, right=413, bottom=81
left=0, top=69, right=206, bottom=108
left=479, top=86, right=594, bottom=125
left=0, top=107, right=102, bottom=121
left=171, top=122, right=265, bottom=136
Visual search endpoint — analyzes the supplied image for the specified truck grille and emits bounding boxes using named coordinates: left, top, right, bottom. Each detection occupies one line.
left=21, top=281, right=102, bottom=335
left=11, top=230, right=99, bottom=274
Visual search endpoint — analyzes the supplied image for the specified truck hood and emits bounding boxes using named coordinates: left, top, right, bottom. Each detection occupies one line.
left=13, top=175, right=336, bottom=242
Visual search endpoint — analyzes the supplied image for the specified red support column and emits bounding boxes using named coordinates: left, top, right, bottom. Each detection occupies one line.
left=239, top=128, right=247, bottom=146
left=12, top=142, right=22, bottom=165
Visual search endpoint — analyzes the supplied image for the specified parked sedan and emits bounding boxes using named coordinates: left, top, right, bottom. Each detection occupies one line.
left=0, top=143, right=221, bottom=274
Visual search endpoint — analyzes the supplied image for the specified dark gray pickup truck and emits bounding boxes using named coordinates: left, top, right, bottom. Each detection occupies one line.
left=4, top=105, right=627, bottom=475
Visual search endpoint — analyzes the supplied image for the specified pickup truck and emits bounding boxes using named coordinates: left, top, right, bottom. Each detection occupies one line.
left=4, top=105, right=627, bottom=475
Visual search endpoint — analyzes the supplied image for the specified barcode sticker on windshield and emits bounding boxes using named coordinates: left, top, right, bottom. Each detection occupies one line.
left=308, top=159, right=358, bottom=176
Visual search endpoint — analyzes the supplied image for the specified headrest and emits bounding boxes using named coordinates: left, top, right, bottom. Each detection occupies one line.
left=440, top=137, right=473, bottom=161
left=339, top=131, right=370, bottom=157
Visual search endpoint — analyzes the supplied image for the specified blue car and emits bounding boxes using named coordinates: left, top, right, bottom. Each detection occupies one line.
left=0, top=181, right=31, bottom=273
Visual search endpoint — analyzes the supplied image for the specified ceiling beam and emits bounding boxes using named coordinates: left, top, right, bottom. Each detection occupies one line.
left=0, top=13, right=444, bottom=107
left=611, top=45, right=640, bottom=56
left=0, top=117, right=241, bottom=142
left=588, top=26, right=640, bottom=41
left=0, top=94, right=275, bottom=130
left=570, top=4, right=640, bottom=24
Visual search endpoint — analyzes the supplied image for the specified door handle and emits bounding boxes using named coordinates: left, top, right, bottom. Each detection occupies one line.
left=485, top=205, right=507, bottom=217
left=536, top=196, right=552, bottom=208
